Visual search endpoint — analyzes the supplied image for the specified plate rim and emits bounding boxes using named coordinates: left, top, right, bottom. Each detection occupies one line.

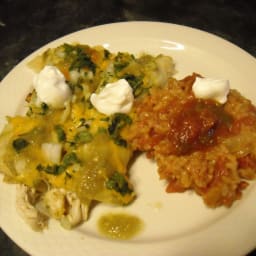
left=0, top=21, right=256, bottom=256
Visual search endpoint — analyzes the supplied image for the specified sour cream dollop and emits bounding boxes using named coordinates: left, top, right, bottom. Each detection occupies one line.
left=192, top=77, right=230, bottom=104
left=33, top=65, right=72, bottom=108
left=90, top=79, right=134, bottom=115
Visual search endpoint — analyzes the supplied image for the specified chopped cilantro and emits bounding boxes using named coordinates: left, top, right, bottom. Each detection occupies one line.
left=123, top=74, right=144, bottom=97
left=36, top=164, right=65, bottom=175
left=12, top=138, right=29, bottom=152
left=63, top=43, right=75, bottom=54
left=104, top=49, right=111, bottom=59
left=36, top=152, right=79, bottom=176
left=62, top=152, right=79, bottom=166
left=100, top=117, right=110, bottom=122
left=106, top=171, right=132, bottom=195
left=112, top=137, right=128, bottom=147
left=63, top=44, right=96, bottom=73
left=54, top=125, right=66, bottom=142
left=108, top=113, right=132, bottom=147
left=108, top=113, right=132, bottom=134
left=75, top=130, right=93, bottom=143
left=113, top=52, right=133, bottom=73
left=40, top=102, right=49, bottom=115
left=26, top=102, right=49, bottom=117
left=114, top=62, right=129, bottom=72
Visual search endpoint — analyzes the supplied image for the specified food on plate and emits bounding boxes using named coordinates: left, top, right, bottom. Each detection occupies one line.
left=123, top=73, right=256, bottom=208
left=1, top=41, right=256, bottom=234
left=0, top=43, right=175, bottom=231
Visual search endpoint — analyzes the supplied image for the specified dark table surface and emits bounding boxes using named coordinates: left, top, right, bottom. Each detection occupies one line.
left=0, top=0, right=256, bottom=255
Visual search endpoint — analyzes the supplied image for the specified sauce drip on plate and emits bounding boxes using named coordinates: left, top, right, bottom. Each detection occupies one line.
left=97, top=212, right=143, bottom=240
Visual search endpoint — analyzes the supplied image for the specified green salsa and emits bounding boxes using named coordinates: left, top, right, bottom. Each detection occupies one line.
left=98, top=213, right=143, bottom=240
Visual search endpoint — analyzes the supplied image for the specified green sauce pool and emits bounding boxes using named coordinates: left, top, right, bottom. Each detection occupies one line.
left=97, top=213, right=143, bottom=240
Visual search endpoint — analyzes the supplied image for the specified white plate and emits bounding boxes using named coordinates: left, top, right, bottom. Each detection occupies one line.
left=0, top=21, right=256, bottom=256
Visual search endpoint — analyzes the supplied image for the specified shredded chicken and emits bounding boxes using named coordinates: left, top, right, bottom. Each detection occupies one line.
left=16, top=184, right=48, bottom=231
left=16, top=184, right=90, bottom=230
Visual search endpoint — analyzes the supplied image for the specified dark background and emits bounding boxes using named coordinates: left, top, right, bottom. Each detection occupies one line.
left=0, top=0, right=255, bottom=255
